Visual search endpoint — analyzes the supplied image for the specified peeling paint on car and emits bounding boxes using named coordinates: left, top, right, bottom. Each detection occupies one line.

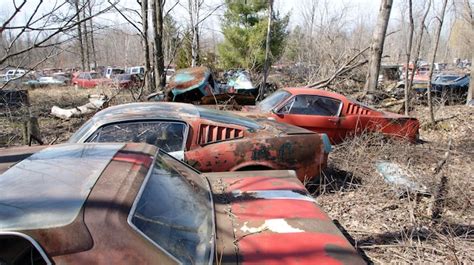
left=240, top=219, right=305, bottom=234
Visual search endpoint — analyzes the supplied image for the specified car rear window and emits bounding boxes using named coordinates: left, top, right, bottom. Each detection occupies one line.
left=129, top=153, right=214, bottom=264
left=197, top=107, right=262, bottom=130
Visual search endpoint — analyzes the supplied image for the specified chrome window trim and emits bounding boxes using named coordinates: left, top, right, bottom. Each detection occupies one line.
left=0, top=231, right=53, bottom=265
left=81, top=119, right=190, bottom=152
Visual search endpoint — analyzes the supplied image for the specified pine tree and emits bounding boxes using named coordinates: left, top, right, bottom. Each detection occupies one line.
left=218, top=0, right=289, bottom=72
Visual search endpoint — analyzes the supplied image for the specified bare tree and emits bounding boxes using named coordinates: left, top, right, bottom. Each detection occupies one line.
left=74, top=0, right=86, bottom=70
left=260, top=0, right=273, bottom=99
left=408, top=0, right=431, bottom=102
left=151, top=0, right=165, bottom=89
left=140, top=0, right=152, bottom=93
left=404, top=0, right=414, bottom=115
left=464, top=0, right=473, bottom=104
left=364, top=0, right=393, bottom=94
left=427, top=0, right=449, bottom=124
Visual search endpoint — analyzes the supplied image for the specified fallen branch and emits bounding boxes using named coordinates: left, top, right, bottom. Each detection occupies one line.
left=307, top=47, right=369, bottom=89
left=51, top=94, right=108, bottom=119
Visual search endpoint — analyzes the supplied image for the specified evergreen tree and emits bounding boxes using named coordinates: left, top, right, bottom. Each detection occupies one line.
left=218, top=0, right=289, bottom=72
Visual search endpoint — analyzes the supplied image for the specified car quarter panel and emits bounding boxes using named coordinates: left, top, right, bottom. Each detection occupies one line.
left=185, top=133, right=326, bottom=182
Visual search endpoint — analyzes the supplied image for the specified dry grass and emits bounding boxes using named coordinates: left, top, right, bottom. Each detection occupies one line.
left=313, top=105, right=473, bottom=263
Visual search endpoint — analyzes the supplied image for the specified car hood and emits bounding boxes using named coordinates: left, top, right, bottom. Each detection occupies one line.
left=205, top=170, right=365, bottom=265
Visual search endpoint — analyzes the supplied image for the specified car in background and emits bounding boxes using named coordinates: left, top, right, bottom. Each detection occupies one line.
left=128, top=66, right=145, bottom=75
left=240, top=88, right=420, bottom=144
left=111, top=73, right=143, bottom=89
left=68, top=102, right=331, bottom=182
left=72, top=71, right=111, bottom=88
left=0, top=143, right=365, bottom=265
left=5, top=69, right=26, bottom=80
left=431, top=74, right=470, bottom=102
left=105, top=67, right=125, bottom=79
left=24, top=76, right=67, bottom=88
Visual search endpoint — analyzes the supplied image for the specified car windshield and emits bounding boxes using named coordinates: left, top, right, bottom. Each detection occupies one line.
left=197, top=107, right=262, bottom=130
left=258, top=90, right=292, bottom=112
left=129, top=153, right=214, bottom=265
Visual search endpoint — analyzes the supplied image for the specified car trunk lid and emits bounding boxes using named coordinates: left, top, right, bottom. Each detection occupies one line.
left=204, top=170, right=365, bottom=265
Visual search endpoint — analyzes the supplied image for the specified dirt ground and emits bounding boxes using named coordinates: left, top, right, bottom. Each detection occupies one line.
left=1, top=86, right=473, bottom=263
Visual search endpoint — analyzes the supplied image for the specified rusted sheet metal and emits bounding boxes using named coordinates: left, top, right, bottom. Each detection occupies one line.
left=165, top=66, right=213, bottom=102
left=238, top=88, right=420, bottom=144
left=206, top=173, right=366, bottom=265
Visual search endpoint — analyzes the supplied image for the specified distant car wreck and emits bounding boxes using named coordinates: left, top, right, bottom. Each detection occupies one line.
left=239, top=88, right=420, bottom=144
left=68, top=102, right=331, bottom=181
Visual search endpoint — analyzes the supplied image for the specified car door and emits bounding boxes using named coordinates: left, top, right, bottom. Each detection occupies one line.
left=85, top=120, right=188, bottom=159
left=273, top=94, right=345, bottom=143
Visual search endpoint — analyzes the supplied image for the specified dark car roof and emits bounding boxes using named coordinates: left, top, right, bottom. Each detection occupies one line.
left=0, top=143, right=124, bottom=231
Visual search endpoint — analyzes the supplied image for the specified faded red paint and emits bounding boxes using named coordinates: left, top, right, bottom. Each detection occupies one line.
left=205, top=172, right=366, bottom=265
left=239, top=88, right=420, bottom=144
left=238, top=233, right=358, bottom=265
left=72, top=71, right=111, bottom=88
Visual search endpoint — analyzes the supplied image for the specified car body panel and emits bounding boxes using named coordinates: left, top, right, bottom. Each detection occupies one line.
left=205, top=170, right=366, bottom=265
left=240, top=88, right=420, bottom=144
left=72, top=72, right=111, bottom=88
left=69, top=102, right=329, bottom=181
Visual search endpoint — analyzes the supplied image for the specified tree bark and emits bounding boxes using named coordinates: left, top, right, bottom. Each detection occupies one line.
left=74, top=0, right=86, bottom=70
left=408, top=0, right=431, bottom=103
left=427, top=0, right=448, bottom=124
left=141, top=0, right=152, bottom=93
left=364, top=0, right=393, bottom=93
left=260, top=0, right=273, bottom=100
left=151, top=0, right=165, bottom=90
left=189, top=0, right=201, bottom=67
left=404, top=0, right=414, bottom=115
left=465, top=0, right=473, bottom=104
left=88, top=1, right=97, bottom=70
left=82, top=5, right=90, bottom=71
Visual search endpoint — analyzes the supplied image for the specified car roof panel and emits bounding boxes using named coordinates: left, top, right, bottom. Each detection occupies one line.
left=0, top=143, right=124, bottom=231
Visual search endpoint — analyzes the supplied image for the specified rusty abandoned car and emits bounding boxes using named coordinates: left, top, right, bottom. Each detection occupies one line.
left=68, top=102, right=331, bottom=182
left=240, top=88, right=420, bottom=144
left=0, top=143, right=365, bottom=264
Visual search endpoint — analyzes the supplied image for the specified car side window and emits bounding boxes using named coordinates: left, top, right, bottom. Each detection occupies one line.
left=280, top=95, right=342, bottom=116
left=78, top=73, right=85, bottom=79
left=87, top=121, right=187, bottom=152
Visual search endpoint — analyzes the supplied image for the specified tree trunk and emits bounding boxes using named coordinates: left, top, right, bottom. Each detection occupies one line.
left=152, top=0, right=165, bottom=90
left=82, top=6, right=90, bottom=71
left=141, top=0, right=152, bottom=93
left=189, top=0, right=200, bottom=67
left=404, top=0, right=414, bottom=115
left=364, top=0, right=393, bottom=93
left=88, top=1, right=97, bottom=70
left=260, top=0, right=273, bottom=100
left=74, top=0, right=85, bottom=70
left=409, top=1, right=431, bottom=103
left=465, top=0, right=473, bottom=104
left=427, top=0, right=448, bottom=124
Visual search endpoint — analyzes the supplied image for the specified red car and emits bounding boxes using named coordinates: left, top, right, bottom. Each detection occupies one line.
left=72, top=71, right=111, bottom=88
left=0, top=143, right=365, bottom=264
left=68, top=102, right=332, bottom=182
left=240, top=88, right=420, bottom=144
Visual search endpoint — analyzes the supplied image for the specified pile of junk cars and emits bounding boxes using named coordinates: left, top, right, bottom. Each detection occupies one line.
left=0, top=67, right=426, bottom=265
